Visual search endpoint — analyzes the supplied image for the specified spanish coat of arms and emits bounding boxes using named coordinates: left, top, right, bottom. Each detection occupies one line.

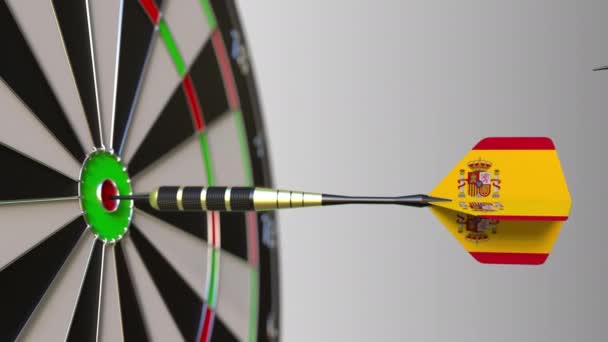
left=457, top=158, right=503, bottom=211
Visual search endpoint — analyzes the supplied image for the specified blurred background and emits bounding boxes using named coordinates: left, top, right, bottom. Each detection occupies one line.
left=237, top=0, right=608, bottom=341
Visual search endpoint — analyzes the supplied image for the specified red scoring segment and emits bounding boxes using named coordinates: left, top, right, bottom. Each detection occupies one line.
left=139, top=0, right=160, bottom=24
left=212, top=30, right=239, bottom=109
left=100, top=179, right=120, bottom=212
left=200, top=306, right=214, bottom=342
left=183, top=75, right=205, bottom=131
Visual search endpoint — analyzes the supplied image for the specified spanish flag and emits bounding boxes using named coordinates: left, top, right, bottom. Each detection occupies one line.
left=429, top=137, right=571, bottom=265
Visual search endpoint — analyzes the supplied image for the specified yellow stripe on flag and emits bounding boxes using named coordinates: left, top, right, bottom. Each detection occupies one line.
left=430, top=207, right=563, bottom=255
left=429, top=139, right=571, bottom=220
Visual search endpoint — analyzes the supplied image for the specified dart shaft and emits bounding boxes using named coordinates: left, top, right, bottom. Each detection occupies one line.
left=114, top=186, right=448, bottom=212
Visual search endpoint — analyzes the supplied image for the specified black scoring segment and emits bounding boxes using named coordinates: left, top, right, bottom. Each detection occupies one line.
left=51, top=0, right=102, bottom=147
left=66, top=240, right=104, bottom=342
left=129, top=225, right=202, bottom=342
left=136, top=200, right=207, bottom=241
left=188, top=38, right=230, bottom=124
left=0, top=144, right=77, bottom=201
left=0, top=2, right=85, bottom=161
left=0, top=217, right=85, bottom=341
left=210, top=315, right=239, bottom=342
left=113, top=0, right=162, bottom=153
left=115, top=243, right=150, bottom=341
left=219, top=212, right=248, bottom=261
left=127, top=86, right=195, bottom=177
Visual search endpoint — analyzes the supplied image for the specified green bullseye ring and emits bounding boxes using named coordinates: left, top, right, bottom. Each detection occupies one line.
left=79, top=150, right=133, bottom=242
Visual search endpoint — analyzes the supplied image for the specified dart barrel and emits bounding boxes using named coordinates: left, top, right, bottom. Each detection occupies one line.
left=150, top=186, right=323, bottom=212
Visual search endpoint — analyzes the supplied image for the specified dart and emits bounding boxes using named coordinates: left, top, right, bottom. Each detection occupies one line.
left=112, top=188, right=450, bottom=211
left=112, top=137, right=571, bottom=265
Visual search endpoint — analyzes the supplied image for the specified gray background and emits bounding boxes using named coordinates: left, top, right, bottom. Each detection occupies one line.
left=237, top=0, right=608, bottom=341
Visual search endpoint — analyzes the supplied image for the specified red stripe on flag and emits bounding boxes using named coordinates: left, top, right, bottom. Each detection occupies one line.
left=470, top=252, right=549, bottom=265
left=199, top=306, right=214, bottom=342
left=212, top=30, right=239, bottom=109
left=139, top=0, right=160, bottom=24
left=182, top=75, right=205, bottom=131
left=473, top=137, right=555, bottom=150
left=478, top=215, right=568, bottom=222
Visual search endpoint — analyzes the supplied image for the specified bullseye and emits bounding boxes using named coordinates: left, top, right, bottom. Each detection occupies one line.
left=98, top=179, right=120, bottom=212
left=79, top=150, right=133, bottom=241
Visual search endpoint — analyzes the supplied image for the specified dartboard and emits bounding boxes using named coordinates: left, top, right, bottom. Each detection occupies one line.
left=0, top=1, right=279, bottom=341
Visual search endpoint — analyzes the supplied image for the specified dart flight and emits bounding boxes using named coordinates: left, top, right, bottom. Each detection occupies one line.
left=114, top=137, right=571, bottom=266
left=428, top=137, right=570, bottom=266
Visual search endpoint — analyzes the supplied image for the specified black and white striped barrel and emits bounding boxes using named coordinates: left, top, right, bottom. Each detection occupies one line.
left=149, top=186, right=323, bottom=212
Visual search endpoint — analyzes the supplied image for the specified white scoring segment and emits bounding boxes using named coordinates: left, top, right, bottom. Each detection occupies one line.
left=0, top=200, right=81, bottom=271
left=89, top=0, right=123, bottom=149
left=216, top=252, right=252, bottom=342
left=162, top=0, right=213, bottom=69
left=5, top=0, right=95, bottom=153
left=17, top=230, right=96, bottom=341
left=133, top=134, right=209, bottom=191
left=122, top=0, right=213, bottom=164
left=206, top=112, right=248, bottom=184
left=206, top=111, right=254, bottom=340
left=99, top=244, right=125, bottom=342
left=121, top=236, right=183, bottom=341
left=133, top=209, right=208, bottom=299
left=121, top=38, right=180, bottom=164
left=0, top=80, right=82, bottom=180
